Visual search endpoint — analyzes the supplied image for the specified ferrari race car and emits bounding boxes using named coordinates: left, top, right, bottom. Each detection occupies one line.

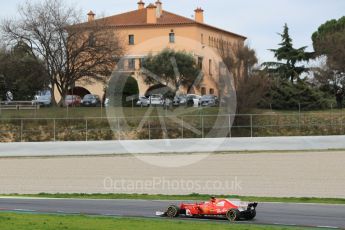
left=156, top=197, right=258, bottom=222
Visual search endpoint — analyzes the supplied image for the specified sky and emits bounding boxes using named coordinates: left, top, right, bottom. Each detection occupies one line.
left=1, top=0, right=344, bottom=63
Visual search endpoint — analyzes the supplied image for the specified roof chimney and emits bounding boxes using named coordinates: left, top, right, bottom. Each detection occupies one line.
left=155, top=0, right=162, bottom=18
left=138, top=0, right=145, bottom=10
left=146, top=4, right=157, bottom=24
left=194, top=8, right=204, bottom=23
left=87, top=10, right=95, bottom=22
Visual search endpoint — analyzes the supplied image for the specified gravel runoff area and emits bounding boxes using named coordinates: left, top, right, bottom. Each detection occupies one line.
left=0, top=151, right=344, bottom=198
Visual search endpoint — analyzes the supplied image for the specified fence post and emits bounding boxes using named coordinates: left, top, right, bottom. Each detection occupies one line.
left=53, top=119, right=56, bottom=142
left=117, top=118, right=121, bottom=140
left=181, top=117, right=184, bottom=139
left=201, top=116, right=204, bottom=138
left=228, top=114, right=232, bottom=138
left=148, top=119, right=151, bottom=140
left=85, top=118, right=88, bottom=142
left=100, top=103, right=103, bottom=118
left=20, top=119, right=23, bottom=142
left=250, top=114, right=253, bottom=138
left=329, top=103, right=333, bottom=132
left=341, top=108, right=344, bottom=134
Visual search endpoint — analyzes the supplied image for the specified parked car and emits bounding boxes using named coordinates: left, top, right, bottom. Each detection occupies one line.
left=136, top=96, right=150, bottom=107
left=149, top=94, right=164, bottom=106
left=172, top=95, right=187, bottom=106
left=32, top=90, right=51, bottom=106
left=173, top=96, right=181, bottom=106
left=186, top=94, right=201, bottom=107
left=64, top=95, right=81, bottom=107
left=178, top=95, right=187, bottom=105
left=200, top=95, right=219, bottom=107
left=81, top=94, right=101, bottom=107
left=164, top=98, right=172, bottom=108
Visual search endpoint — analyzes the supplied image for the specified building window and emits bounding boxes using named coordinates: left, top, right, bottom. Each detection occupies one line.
left=129, top=35, right=135, bottom=45
left=88, top=32, right=96, bottom=47
left=201, top=33, right=204, bottom=44
left=198, top=57, right=203, bottom=70
left=169, top=33, right=175, bottom=43
left=201, top=87, right=206, bottom=96
left=128, top=59, right=135, bottom=70
left=209, top=88, right=215, bottom=95
left=209, top=59, right=212, bottom=75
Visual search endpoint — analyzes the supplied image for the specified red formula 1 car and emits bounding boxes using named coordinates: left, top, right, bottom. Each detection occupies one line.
left=157, top=197, right=258, bottom=222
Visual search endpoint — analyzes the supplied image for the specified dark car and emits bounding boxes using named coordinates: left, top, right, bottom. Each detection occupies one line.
left=200, top=95, right=219, bottom=107
left=81, top=94, right=101, bottom=107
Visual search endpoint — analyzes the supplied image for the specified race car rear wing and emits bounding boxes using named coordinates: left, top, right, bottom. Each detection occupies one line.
left=247, top=202, right=258, bottom=210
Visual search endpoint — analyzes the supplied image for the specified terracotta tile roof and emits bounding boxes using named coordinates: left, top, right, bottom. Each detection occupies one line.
left=75, top=8, right=246, bottom=39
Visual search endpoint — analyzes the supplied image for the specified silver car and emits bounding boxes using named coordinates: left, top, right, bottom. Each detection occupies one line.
left=200, top=95, right=219, bottom=107
left=149, top=94, right=164, bottom=106
left=136, top=96, right=150, bottom=107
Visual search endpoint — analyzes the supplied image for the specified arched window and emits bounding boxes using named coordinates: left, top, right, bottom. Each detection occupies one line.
left=209, top=88, right=215, bottom=95
left=201, top=87, right=206, bottom=96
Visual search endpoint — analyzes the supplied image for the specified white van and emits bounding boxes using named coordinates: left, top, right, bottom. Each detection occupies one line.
left=32, top=90, right=52, bottom=106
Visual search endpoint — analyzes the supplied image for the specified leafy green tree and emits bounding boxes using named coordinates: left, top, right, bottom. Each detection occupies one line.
left=0, top=42, right=48, bottom=100
left=263, top=24, right=312, bottom=83
left=142, top=49, right=201, bottom=97
left=312, top=16, right=345, bottom=90
left=260, top=79, right=331, bottom=110
left=122, top=76, right=139, bottom=107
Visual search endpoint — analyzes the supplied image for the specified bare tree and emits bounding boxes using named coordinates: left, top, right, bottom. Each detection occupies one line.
left=219, top=41, right=270, bottom=113
left=1, top=0, right=123, bottom=105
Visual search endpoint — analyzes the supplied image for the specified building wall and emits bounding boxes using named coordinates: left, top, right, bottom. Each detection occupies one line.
left=70, top=24, right=244, bottom=101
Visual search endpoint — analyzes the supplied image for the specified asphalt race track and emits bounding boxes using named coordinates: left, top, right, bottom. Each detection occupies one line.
left=0, top=198, right=344, bottom=228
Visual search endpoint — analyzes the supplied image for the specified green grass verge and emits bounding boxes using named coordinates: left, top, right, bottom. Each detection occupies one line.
left=0, top=212, right=315, bottom=230
left=0, top=106, right=222, bottom=119
left=2, top=193, right=345, bottom=205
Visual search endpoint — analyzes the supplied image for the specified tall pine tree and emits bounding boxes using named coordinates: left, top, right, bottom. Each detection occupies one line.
left=263, top=24, right=313, bottom=83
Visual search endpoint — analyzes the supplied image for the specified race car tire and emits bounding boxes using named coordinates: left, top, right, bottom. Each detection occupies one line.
left=244, top=210, right=256, bottom=220
left=226, top=208, right=240, bottom=222
left=166, top=205, right=180, bottom=218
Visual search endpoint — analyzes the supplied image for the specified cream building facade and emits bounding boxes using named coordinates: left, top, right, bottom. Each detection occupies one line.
left=68, top=1, right=246, bottom=101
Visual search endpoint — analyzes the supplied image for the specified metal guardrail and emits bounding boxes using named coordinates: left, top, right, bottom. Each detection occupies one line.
left=0, top=112, right=344, bottom=142
left=0, top=101, right=40, bottom=110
